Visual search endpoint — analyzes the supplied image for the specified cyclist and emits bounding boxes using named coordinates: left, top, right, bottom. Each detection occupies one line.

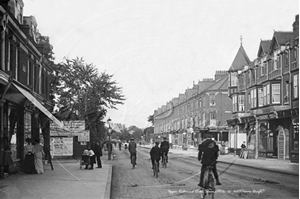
left=160, top=137, right=170, bottom=163
left=197, top=139, right=222, bottom=188
left=128, top=138, right=137, bottom=164
left=150, top=141, right=161, bottom=172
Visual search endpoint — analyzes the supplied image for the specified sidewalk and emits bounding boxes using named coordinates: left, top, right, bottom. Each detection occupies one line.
left=142, top=144, right=299, bottom=176
left=0, top=157, right=112, bottom=199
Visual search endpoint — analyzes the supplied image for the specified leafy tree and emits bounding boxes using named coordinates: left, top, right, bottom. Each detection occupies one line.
left=52, top=57, right=125, bottom=141
left=147, top=114, right=154, bottom=126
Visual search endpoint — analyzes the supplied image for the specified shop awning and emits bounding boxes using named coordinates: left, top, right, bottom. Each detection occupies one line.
left=13, top=83, right=64, bottom=129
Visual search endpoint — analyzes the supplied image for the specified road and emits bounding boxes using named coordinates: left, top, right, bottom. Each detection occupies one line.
left=110, top=145, right=299, bottom=199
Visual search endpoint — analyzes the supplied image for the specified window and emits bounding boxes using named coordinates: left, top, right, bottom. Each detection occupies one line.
left=272, top=84, right=280, bottom=104
left=258, top=88, right=264, bottom=106
left=238, top=95, right=245, bottom=112
left=284, top=82, right=289, bottom=104
left=250, top=89, right=257, bottom=108
left=202, top=113, right=205, bottom=126
left=264, top=84, right=270, bottom=105
left=210, top=94, right=215, bottom=106
left=230, top=72, right=237, bottom=86
left=199, top=99, right=202, bottom=108
left=294, top=74, right=299, bottom=99
left=274, top=60, right=278, bottom=70
left=261, top=64, right=265, bottom=76
left=232, top=95, right=237, bottom=112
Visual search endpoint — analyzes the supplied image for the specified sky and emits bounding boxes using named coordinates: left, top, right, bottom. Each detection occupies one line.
left=23, top=0, right=299, bottom=129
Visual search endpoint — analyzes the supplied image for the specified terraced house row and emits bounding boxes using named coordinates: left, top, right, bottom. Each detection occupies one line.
left=227, top=15, right=299, bottom=163
left=153, top=70, right=232, bottom=149
left=0, top=0, right=62, bottom=178
left=153, top=15, right=299, bottom=163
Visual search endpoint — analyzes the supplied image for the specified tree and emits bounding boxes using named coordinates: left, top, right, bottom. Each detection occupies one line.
left=52, top=57, right=125, bottom=140
left=147, top=114, right=154, bottom=126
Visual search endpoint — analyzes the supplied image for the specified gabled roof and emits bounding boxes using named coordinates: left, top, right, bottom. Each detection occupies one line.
left=257, top=40, right=271, bottom=57
left=228, top=45, right=251, bottom=72
left=206, top=75, right=228, bottom=91
left=270, top=31, right=295, bottom=50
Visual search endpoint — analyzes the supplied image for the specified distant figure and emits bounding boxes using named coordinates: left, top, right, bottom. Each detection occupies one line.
left=85, top=148, right=95, bottom=170
left=93, top=141, right=103, bottom=168
left=23, top=138, right=36, bottom=174
left=240, top=141, right=247, bottom=158
left=160, top=137, right=170, bottom=163
left=34, top=139, right=45, bottom=174
left=128, top=138, right=137, bottom=164
left=150, top=142, right=161, bottom=171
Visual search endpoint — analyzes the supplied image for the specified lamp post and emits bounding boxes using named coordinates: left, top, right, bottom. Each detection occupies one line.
left=107, top=118, right=112, bottom=160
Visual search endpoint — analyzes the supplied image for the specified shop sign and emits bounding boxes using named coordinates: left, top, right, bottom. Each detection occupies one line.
left=50, top=137, right=73, bottom=156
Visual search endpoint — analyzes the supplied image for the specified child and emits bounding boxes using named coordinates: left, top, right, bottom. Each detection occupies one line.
left=150, top=142, right=161, bottom=172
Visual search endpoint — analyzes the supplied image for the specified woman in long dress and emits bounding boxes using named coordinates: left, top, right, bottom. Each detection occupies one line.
left=22, top=138, right=36, bottom=173
left=34, top=139, right=45, bottom=174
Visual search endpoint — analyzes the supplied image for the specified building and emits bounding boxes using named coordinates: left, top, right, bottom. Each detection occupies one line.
left=227, top=15, right=299, bottom=162
left=0, top=0, right=62, bottom=177
left=153, top=71, right=232, bottom=148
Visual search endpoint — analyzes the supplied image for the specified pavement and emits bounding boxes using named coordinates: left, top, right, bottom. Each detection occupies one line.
left=0, top=144, right=298, bottom=199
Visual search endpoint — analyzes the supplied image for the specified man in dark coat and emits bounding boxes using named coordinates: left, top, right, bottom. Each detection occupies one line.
left=150, top=142, right=161, bottom=171
left=92, top=141, right=103, bottom=168
left=198, top=139, right=221, bottom=187
left=160, top=137, right=170, bottom=163
left=128, top=138, right=137, bottom=164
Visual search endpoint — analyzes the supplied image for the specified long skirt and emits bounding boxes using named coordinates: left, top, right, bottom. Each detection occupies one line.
left=35, top=155, right=44, bottom=174
left=22, top=154, right=36, bottom=174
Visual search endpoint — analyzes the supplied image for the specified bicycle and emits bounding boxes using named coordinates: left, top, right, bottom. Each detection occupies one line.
left=153, top=159, right=159, bottom=178
left=162, top=153, right=167, bottom=168
left=200, top=166, right=215, bottom=199
left=131, top=155, right=136, bottom=169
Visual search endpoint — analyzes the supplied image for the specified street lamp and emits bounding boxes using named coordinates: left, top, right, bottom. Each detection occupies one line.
left=107, top=118, right=112, bottom=160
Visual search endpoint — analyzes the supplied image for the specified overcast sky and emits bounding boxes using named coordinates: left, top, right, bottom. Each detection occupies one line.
left=23, top=0, right=299, bottom=129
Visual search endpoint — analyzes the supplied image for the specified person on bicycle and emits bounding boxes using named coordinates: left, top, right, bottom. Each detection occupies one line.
left=150, top=141, right=161, bottom=172
left=128, top=138, right=137, bottom=164
left=198, top=139, right=221, bottom=187
left=160, top=137, right=170, bottom=163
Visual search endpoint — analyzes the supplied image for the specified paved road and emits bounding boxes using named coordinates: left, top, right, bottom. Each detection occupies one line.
left=110, top=146, right=298, bottom=199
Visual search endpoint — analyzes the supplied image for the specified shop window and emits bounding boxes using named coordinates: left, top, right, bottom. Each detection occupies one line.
left=8, top=108, right=19, bottom=161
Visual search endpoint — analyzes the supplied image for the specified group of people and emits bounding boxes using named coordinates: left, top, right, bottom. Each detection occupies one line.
left=23, top=138, right=45, bottom=174
left=82, top=141, right=103, bottom=170
left=149, top=137, right=170, bottom=171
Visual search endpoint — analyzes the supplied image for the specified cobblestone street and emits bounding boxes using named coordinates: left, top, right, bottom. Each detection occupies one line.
left=110, top=146, right=298, bottom=199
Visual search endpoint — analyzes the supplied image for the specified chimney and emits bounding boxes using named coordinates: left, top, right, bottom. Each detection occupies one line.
left=293, top=14, right=299, bottom=36
left=215, top=70, right=228, bottom=80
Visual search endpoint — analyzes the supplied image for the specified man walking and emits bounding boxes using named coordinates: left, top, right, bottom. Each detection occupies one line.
left=128, top=138, right=137, bottom=164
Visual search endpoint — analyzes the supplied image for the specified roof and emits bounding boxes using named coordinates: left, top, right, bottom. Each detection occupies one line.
left=206, top=75, right=228, bottom=91
left=273, top=31, right=295, bottom=45
left=228, top=45, right=251, bottom=72
left=257, top=40, right=271, bottom=57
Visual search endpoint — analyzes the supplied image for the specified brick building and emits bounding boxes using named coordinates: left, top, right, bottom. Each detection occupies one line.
left=0, top=0, right=62, bottom=177
left=227, top=15, right=299, bottom=162
left=153, top=71, right=232, bottom=148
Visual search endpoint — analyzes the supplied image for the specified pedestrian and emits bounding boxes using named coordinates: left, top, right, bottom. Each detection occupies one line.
left=240, top=141, right=247, bottom=158
left=85, top=148, right=95, bottom=170
left=150, top=142, right=161, bottom=171
left=128, top=138, right=137, bottom=164
left=92, top=141, right=103, bottom=168
left=33, top=139, right=45, bottom=174
left=22, top=138, right=36, bottom=174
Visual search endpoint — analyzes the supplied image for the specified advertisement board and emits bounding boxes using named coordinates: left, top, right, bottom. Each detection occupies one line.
left=50, top=137, right=73, bottom=157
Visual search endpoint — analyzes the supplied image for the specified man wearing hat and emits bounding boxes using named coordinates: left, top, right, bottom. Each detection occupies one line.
left=160, top=137, right=170, bottom=163
left=197, top=139, right=221, bottom=187
left=128, top=138, right=137, bottom=165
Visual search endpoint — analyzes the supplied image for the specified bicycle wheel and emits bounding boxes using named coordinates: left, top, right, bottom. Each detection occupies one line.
left=132, top=156, right=136, bottom=169
left=208, top=173, right=215, bottom=199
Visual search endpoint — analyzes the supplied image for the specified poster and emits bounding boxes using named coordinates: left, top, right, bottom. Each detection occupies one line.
left=50, top=137, right=73, bottom=157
